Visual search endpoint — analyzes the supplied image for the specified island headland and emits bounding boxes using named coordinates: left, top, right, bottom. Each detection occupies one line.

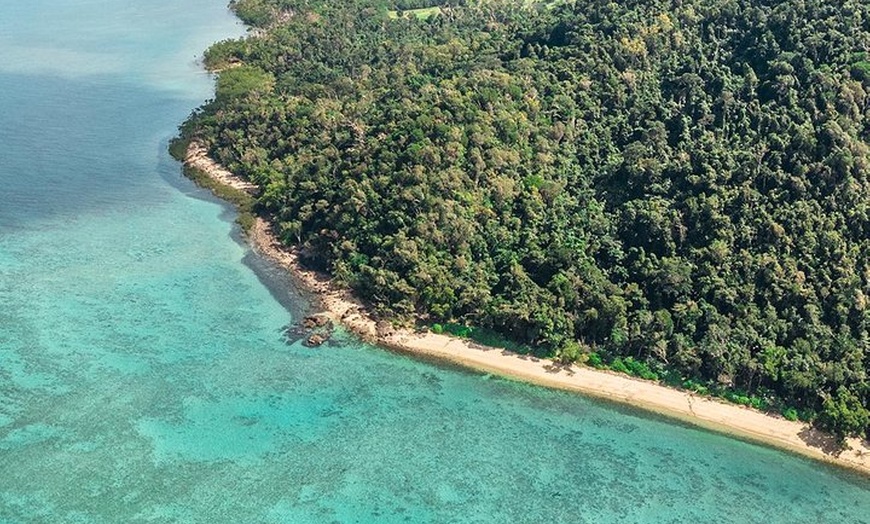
left=183, top=139, right=870, bottom=476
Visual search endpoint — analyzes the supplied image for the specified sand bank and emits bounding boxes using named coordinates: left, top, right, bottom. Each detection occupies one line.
left=184, top=140, right=870, bottom=477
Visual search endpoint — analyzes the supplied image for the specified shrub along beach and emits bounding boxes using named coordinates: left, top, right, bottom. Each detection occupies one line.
left=176, top=0, right=870, bottom=472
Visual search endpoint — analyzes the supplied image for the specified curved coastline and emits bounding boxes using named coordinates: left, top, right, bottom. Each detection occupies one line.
left=183, top=140, right=870, bottom=477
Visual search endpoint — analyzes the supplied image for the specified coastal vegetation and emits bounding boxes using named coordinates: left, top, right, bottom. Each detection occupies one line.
left=178, top=0, right=870, bottom=439
left=183, top=163, right=258, bottom=232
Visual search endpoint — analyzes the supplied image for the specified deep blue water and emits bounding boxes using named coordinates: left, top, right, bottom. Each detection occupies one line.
left=0, top=1, right=869, bottom=522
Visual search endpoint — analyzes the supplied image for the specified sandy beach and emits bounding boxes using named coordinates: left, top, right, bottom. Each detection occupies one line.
left=185, top=140, right=870, bottom=476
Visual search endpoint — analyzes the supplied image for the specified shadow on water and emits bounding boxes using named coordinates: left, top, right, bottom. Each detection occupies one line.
left=155, top=138, right=316, bottom=323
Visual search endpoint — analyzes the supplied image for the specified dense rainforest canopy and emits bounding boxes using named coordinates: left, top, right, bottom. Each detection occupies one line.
left=179, top=0, right=870, bottom=437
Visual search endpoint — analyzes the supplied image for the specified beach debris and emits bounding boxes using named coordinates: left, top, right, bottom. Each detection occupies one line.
left=303, top=313, right=331, bottom=329
left=283, top=312, right=334, bottom=347
left=306, top=333, right=328, bottom=347
left=375, top=320, right=395, bottom=338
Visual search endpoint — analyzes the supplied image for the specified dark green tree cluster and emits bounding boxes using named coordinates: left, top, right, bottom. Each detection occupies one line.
left=391, top=0, right=448, bottom=11
left=182, top=0, right=870, bottom=437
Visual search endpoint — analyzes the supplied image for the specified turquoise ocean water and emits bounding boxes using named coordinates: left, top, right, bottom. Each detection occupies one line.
left=0, top=1, right=868, bottom=522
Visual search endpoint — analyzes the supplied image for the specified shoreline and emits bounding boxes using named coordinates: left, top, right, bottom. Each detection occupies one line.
left=183, top=140, right=870, bottom=477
